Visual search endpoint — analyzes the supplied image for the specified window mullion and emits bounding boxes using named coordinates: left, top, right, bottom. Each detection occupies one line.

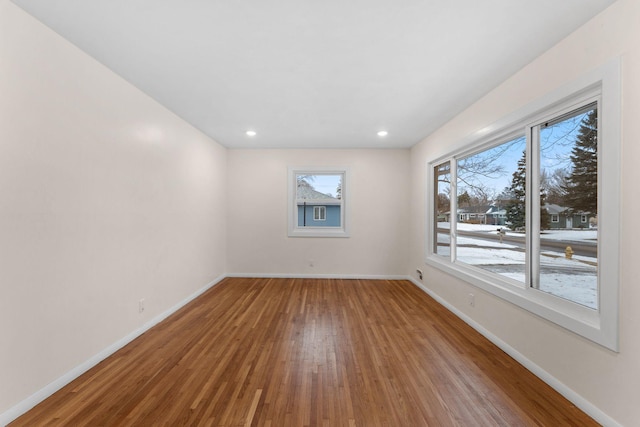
left=528, top=125, right=541, bottom=290
left=450, top=159, right=458, bottom=264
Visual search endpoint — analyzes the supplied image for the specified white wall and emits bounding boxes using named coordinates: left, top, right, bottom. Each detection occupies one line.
left=227, top=149, right=410, bottom=276
left=0, top=0, right=227, bottom=417
left=409, top=0, right=639, bottom=425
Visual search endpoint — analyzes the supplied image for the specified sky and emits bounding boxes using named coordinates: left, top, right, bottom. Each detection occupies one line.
left=302, top=174, right=341, bottom=198
left=457, top=108, right=592, bottom=198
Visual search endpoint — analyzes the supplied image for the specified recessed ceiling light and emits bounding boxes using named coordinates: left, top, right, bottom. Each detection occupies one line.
left=377, top=130, right=388, bottom=137
left=246, top=130, right=257, bottom=137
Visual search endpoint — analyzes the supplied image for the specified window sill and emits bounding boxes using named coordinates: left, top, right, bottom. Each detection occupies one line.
left=288, top=228, right=350, bottom=238
left=424, top=255, right=615, bottom=350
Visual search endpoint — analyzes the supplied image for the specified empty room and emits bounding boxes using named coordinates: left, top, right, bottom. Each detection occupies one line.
left=1, top=0, right=639, bottom=425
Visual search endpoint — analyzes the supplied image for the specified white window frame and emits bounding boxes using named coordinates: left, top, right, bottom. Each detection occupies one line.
left=425, top=59, right=620, bottom=351
left=581, top=215, right=588, bottom=223
left=288, top=167, right=349, bottom=238
left=313, top=206, right=327, bottom=221
left=551, top=214, right=559, bottom=223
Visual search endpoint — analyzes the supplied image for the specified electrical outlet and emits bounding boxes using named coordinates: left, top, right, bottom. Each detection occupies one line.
left=416, top=269, right=423, bottom=280
left=139, top=298, right=145, bottom=313
left=468, top=293, right=475, bottom=307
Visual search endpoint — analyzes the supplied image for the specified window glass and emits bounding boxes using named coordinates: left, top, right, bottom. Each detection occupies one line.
left=537, top=104, right=598, bottom=308
left=296, top=174, right=342, bottom=227
left=455, top=136, right=527, bottom=282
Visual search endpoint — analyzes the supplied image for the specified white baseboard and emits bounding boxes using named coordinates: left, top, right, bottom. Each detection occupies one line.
left=225, top=273, right=410, bottom=280
left=406, top=277, right=621, bottom=427
left=0, top=275, right=226, bottom=427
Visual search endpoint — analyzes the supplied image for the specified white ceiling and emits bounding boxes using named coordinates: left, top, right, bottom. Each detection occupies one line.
left=12, top=0, right=617, bottom=149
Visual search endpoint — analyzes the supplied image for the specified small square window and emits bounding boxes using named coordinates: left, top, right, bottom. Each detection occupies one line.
left=551, top=214, right=559, bottom=222
left=288, top=167, right=349, bottom=237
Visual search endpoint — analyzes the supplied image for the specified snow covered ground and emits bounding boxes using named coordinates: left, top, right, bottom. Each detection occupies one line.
left=435, top=223, right=597, bottom=309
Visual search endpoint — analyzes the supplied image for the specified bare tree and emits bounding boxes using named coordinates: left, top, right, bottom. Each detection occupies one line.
left=541, top=167, right=570, bottom=205
left=436, top=193, right=450, bottom=216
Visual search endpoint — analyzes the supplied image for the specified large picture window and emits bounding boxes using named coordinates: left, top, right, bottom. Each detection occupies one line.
left=288, top=167, right=348, bottom=237
left=426, top=61, right=620, bottom=350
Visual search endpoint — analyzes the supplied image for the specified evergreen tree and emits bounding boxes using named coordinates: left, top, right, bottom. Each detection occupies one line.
left=505, top=151, right=527, bottom=230
left=564, top=110, right=598, bottom=214
left=540, top=192, right=550, bottom=230
left=505, top=151, right=551, bottom=230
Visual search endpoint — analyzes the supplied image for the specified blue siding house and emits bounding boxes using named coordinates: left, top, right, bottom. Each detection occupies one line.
left=296, top=182, right=341, bottom=227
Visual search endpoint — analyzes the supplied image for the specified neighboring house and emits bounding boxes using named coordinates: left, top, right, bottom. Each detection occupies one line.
left=443, top=205, right=502, bottom=224
left=544, top=204, right=593, bottom=229
left=485, top=205, right=507, bottom=226
left=457, top=206, right=487, bottom=223
left=296, top=183, right=341, bottom=227
left=443, top=204, right=593, bottom=228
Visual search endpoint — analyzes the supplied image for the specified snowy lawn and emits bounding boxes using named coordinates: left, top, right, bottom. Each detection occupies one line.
left=435, top=223, right=597, bottom=309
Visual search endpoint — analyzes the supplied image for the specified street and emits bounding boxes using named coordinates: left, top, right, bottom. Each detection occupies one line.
left=438, top=228, right=597, bottom=258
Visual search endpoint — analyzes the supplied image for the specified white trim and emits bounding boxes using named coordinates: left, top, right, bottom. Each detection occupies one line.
left=406, top=277, right=622, bottom=427
left=224, top=273, right=409, bottom=280
left=0, top=275, right=226, bottom=427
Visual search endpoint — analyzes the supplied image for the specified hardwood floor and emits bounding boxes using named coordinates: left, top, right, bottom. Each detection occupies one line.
left=11, top=278, right=598, bottom=426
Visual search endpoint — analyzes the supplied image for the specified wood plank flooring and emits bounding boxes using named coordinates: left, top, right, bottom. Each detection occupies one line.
left=10, top=278, right=598, bottom=426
